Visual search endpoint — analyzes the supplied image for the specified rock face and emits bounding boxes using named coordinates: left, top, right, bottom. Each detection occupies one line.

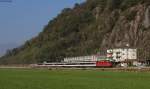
left=101, top=4, right=150, bottom=49
left=1, top=0, right=150, bottom=64
left=143, top=6, right=150, bottom=28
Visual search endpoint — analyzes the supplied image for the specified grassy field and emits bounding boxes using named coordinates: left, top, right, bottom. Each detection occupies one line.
left=0, top=69, right=150, bottom=89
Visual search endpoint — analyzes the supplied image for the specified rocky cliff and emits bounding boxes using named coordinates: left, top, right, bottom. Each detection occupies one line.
left=101, top=4, right=150, bottom=48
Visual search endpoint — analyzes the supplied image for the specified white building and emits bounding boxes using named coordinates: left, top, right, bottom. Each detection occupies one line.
left=64, top=55, right=97, bottom=63
left=107, top=48, right=137, bottom=62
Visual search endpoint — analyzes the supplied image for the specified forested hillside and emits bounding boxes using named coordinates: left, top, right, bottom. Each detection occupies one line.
left=1, top=0, right=150, bottom=64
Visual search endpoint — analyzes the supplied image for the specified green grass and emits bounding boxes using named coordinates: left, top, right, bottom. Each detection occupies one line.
left=0, top=69, right=150, bottom=89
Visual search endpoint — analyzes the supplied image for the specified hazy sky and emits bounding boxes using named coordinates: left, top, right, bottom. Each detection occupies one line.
left=0, top=0, right=85, bottom=45
left=0, top=0, right=85, bottom=55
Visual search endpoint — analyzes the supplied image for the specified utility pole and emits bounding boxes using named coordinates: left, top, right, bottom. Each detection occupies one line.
left=126, top=43, right=130, bottom=66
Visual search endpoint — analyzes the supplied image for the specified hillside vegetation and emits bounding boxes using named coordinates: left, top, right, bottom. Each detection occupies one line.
left=1, top=0, right=150, bottom=64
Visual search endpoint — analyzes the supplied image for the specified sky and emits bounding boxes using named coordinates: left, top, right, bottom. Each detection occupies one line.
left=0, top=0, right=85, bottom=56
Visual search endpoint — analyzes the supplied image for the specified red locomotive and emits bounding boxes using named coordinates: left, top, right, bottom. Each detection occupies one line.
left=96, top=61, right=113, bottom=67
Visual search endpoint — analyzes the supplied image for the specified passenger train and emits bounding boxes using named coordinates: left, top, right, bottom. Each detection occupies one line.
left=35, top=55, right=114, bottom=68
